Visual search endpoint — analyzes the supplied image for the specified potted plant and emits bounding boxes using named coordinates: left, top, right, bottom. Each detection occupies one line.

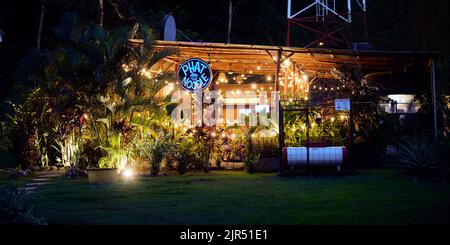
left=87, top=133, right=125, bottom=183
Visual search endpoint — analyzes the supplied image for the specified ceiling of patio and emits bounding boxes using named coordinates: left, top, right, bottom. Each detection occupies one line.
left=129, top=39, right=438, bottom=77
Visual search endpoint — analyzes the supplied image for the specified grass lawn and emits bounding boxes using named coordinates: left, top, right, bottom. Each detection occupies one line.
left=22, top=170, right=450, bottom=225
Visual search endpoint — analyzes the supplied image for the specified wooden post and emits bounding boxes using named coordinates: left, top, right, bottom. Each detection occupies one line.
left=275, top=49, right=283, bottom=170
left=275, top=49, right=282, bottom=92
left=279, top=100, right=285, bottom=170
left=291, top=62, right=296, bottom=96
left=284, top=64, right=288, bottom=97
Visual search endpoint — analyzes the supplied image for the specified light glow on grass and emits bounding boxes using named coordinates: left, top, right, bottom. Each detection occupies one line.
left=123, top=169, right=133, bottom=179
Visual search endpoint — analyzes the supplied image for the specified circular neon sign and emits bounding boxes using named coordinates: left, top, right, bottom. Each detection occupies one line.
left=177, top=58, right=212, bottom=92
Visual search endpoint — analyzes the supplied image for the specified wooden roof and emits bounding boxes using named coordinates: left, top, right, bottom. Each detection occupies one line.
left=129, top=39, right=439, bottom=76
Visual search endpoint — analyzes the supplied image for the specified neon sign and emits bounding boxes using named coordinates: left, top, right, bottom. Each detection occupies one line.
left=177, top=58, right=212, bottom=92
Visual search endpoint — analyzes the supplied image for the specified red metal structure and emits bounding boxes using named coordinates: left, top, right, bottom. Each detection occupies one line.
left=286, top=0, right=367, bottom=48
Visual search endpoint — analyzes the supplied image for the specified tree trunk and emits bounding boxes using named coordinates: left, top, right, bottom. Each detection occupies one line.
left=98, top=0, right=104, bottom=27
left=36, top=0, right=45, bottom=52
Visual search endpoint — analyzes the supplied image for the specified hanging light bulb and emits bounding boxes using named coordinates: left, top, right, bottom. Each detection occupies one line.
left=302, top=74, right=308, bottom=81
left=218, top=72, right=226, bottom=83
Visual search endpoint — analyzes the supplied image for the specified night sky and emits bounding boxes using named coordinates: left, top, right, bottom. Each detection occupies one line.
left=0, top=0, right=448, bottom=100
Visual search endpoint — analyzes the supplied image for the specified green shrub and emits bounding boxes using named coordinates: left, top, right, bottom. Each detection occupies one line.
left=0, top=122, right=13, bottom=156
left=174, top=139, right=196, bottom=175
left=243, top=127, right=260, bottom=174
left=0, top=184, right=46, bottom=224
left=396, top=133, right=442, bottom=180
left=252, top=135, right=278, bottom=158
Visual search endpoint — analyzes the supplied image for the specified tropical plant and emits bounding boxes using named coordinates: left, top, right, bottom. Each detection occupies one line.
left=149, top=141, right=167, bottom=176
left=243, top=127, right=260, bottom=173
left=188, top=126, right=222, bottom=172
left=0, top=122, right=13, bottom=157
left=0, top=184, right=46, bottom=225
left=252, top=134, right=278, bottom=158
left=396, top=133, right=442, bottom=180
left=173, top=136, right=196, bottom=175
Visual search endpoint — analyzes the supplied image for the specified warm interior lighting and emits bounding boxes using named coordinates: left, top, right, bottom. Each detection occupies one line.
left=218, top=72, right=227, bottom=83
left=302, top=74, right=308, bottom=81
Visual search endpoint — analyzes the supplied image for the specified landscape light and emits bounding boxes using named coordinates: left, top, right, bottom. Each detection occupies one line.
left=123, top=168, right=133, bottom=179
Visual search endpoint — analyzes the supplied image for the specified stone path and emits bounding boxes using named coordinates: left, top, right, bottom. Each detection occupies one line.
left=21, top=172, right=63, bottom=194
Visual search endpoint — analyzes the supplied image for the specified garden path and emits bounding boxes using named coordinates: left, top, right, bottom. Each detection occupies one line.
left=21, top=171, right=63, bottom=194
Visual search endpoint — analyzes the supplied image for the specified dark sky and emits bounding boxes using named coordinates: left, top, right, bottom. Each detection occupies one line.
left=0, top=0, right=447, bottom=98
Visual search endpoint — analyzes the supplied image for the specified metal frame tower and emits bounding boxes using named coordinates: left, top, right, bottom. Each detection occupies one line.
left=286, top=0, right=367, bottom=48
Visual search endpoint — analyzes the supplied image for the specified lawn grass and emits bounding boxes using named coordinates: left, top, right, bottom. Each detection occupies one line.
left=21, top=170, right=450, bottom=225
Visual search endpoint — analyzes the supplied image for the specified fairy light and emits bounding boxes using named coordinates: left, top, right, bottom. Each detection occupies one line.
left=302, top=74, right=308, bottom=81
left=266, top=76, right=272, bottom=81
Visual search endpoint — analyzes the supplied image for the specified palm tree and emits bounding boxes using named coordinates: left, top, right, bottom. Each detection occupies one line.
left=31, top=12, right=177, bottom=169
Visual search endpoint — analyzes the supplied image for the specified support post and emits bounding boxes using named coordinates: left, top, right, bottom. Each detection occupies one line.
left=275, top=49, right=284, bottom=170
left=431, top=59, right=438, bottom=139
left=349, top=99, right=355, bottom=173
left=306, top=99, right=310, bottom=172
left=275, top=49, right=282, bottom=91
left=279, top=101, right=286, bottom=170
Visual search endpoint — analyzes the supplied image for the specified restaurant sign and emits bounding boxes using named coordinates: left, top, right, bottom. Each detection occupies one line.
left=177, top=58, right=212, bottom=92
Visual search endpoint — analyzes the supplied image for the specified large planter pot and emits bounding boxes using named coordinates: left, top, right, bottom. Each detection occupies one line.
left=87, top=168, right=118, bottom=184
